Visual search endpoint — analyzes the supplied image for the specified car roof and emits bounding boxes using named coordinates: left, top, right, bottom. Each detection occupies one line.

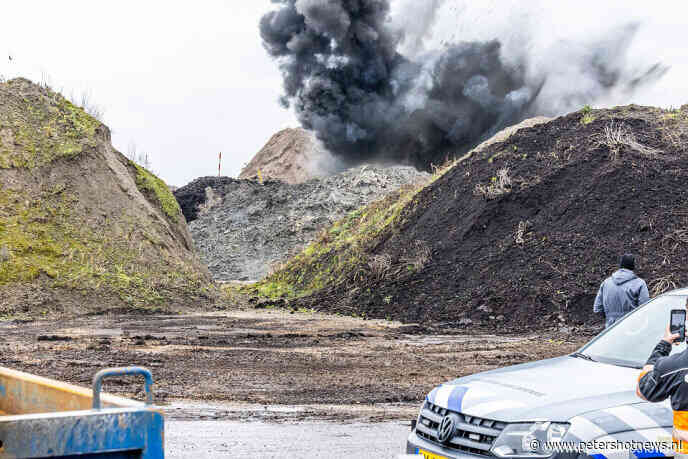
left=665, top=287, right=688, bottom=296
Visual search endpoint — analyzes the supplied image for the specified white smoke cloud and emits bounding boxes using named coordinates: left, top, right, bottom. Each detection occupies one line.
left=392, top=0, right=447, bottom=57
left=424, top=0, right=688, bottom=111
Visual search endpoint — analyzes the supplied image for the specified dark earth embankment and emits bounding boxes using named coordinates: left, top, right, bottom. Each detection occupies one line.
left=254, top=105, right=688, bottom=331
left=173, top=176, right=239, bottom=223
left=0, top=78, right=215, bottom=317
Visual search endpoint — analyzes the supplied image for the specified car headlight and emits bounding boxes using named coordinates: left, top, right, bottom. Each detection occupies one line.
left=491, top=422, right=570, bottom=458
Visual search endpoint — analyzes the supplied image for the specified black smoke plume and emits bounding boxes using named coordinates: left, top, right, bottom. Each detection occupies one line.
left=260, top=0, right=667, bottom=170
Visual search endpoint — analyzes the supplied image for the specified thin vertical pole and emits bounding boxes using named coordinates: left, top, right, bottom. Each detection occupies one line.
left=218, top=152, right=222, bottom=177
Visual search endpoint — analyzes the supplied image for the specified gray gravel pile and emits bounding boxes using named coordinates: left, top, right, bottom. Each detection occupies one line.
left=189, top=165, right=429, bottom=282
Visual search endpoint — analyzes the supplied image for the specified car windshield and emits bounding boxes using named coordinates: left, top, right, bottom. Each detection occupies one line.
left=580, top=294, right=688, bottom=368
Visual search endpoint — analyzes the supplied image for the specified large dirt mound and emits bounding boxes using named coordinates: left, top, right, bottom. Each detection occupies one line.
left=186, top=165, right=430, bottom=282
left=256, top=107, right=688, bottom=331
left=239, top=128, right=331, bottom=185
left=0, top=78, right=214, bottom=316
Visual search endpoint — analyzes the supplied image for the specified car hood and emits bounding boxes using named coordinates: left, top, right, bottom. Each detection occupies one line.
left=428, top=355, right=670, bottom=423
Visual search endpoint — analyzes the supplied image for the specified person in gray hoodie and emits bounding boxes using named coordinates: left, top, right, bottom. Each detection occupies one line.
left=593, top=254, right=650, bottom=328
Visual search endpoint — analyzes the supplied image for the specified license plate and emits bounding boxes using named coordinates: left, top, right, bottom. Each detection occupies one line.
left=417, top=449, right=449, bottom=459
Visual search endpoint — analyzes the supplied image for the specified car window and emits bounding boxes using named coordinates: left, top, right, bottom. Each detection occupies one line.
left=580, top=295, right=688, bottom=368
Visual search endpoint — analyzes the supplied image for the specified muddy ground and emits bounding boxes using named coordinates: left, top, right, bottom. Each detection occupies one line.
left=0, top=309, right=590, bottom=422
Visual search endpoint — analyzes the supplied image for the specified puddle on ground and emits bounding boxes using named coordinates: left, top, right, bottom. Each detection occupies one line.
left=398, top=334, right=531, bottom=346
left=58, top=328, right=123, bottom=337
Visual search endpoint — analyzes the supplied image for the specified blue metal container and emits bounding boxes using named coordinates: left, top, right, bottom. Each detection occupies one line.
left=0, top=366, right=164, bottom=458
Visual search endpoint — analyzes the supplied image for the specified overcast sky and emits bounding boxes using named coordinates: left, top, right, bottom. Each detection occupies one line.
left=1, top=1, right=687, bottom=186
left=0, top=1, right=293, bottom=186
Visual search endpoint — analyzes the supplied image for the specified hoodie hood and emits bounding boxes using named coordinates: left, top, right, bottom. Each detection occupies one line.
left=612, top=268, right=637, bottom=285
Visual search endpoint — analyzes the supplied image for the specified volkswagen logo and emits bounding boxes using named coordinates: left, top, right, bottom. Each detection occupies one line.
left=437, top=413, right=458, bottom=444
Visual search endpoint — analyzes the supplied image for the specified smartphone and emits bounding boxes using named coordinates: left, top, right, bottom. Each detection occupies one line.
left=670, top=309, right=686, bottom=342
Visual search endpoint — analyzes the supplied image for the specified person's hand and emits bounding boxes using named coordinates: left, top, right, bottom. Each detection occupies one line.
left=662, top=323, right=681, bottom=345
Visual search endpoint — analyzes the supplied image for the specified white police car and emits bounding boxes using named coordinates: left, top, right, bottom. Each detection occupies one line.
left=405, top=289, right=688, bottom=459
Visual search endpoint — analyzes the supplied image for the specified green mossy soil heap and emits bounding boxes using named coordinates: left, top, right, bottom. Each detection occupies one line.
left=0, top=78, right=213, bottom=316
left=257, top=106, right=688, bottom=331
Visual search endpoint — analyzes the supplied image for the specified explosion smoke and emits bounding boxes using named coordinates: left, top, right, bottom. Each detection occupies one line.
left=260, top=0, right=667, bottom=170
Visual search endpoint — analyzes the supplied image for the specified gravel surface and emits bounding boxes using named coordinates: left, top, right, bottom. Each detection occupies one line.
left=166, top=420, right=410, bottom=458
left=187, top=165, right=429, bottom=281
